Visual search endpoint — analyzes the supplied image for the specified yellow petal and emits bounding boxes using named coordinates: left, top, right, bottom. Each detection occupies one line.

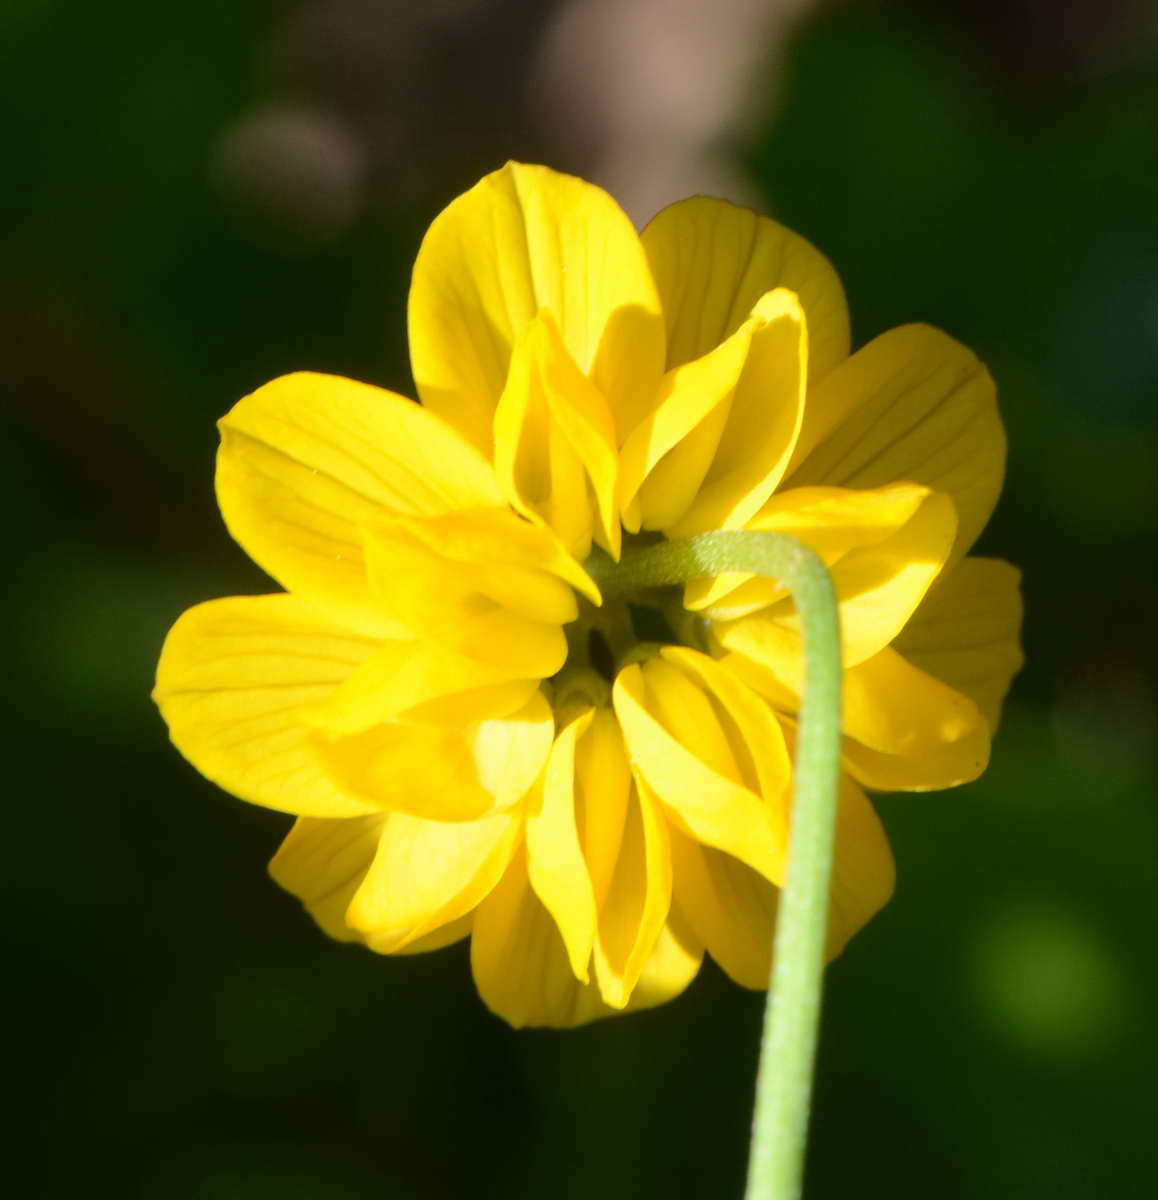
left=670, top=764, right=895, bottom=986
left=216, top=372, right=503, bottom=636
left=893, top=557, right=1024, bottom=731
left=641, top=194, right=850, bottom=379
left=363, top=505, right=598, bottom=631
left=383, top=914, right=473, bottom=956
left=785, top=325, right=1005, bottom=560
left=312, top=690, right=555, bottom=822
left=685, top=481, right=936, bottom=615
left=409, top=162, right=665, bottom=454
left=619, top=290, right=806, bottom=536
left=807, top=484, right=955, bottom=666
left=620, top=911, right=703, bottom=1016
left=666, top=291, right=807, bottom=537
left=470, top=848, right=698, bottom=1028
left=659, top=645, right=793, bottom=815
left=589, top=780, right=673, bottom=1009
left=153, top=594, right=380, bottom=817
left=825, top=771, right=896, bottom=958
left=493, top=311, right=621, bottom=559
left=617, top=313, right=757, bottom=531
left=301, top=622, right=561, bottom=734
left=612, top=656, right=787, bottom=885
left=271, top=820, right=475, bottom=952
left=268, top=814, right=387, bottom=941
left=470, top=847, right=606, bottom=1028
left=346, top=809, right=521, bottom=951
left=840, top=648, right=990, bottom=791
left=525, top=711, right=599, bottom=981
left=671, top=831, right=777, bottom=989
left=573, top=707, right=632, bottom=911
left=710, top=486, right=957, bottom=701
left=560, top=703, right=676, bottom=1008
left=720, top=635, right=988, bottom=793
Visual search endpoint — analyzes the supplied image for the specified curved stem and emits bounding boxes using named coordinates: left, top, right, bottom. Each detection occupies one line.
left=589, top=532, right=842, bottom=1200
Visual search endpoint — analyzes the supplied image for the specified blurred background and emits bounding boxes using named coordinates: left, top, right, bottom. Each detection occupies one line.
left=5, top=0, right=1158, bottom=1196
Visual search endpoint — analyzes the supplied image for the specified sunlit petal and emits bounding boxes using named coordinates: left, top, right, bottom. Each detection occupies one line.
left=641, top=194, right=850, bottom=379
left=154, top=594, right=380, bottom=817
left=217, top=372, right=501, bottom=635
left=525, top=711, right=599, bottom=981
left=785, top=325, right=1003, bottom=560
left=409, top=162, right=665, bottom=453
left=313, top=690, right=555, bottom=821
left=493, top=311, right=621, bottom=559
left=893, top=557, right=1024, bottom=731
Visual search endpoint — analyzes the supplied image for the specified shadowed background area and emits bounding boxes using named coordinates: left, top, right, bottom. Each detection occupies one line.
left=5, top=0, right=1158, bottom=1196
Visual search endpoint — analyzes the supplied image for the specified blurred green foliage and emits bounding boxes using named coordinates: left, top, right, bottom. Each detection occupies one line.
left=5, top=2, right=1157, bottom=1197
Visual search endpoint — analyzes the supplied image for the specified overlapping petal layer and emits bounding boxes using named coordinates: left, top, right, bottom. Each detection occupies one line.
left=409, top=162, right=666, bottom=452
left=157, top=161, right=1020, bottom=1029
left=470, top=847, right=701, bottom=1029
left=784, top=325, right=1005, bottom=560
left=312, top=690, right=555, bottom=822
left=618, top=289, right=806, bottom=536
left=493, top=311, right=621, bottom=559
left=640, top=194, right=850, bottom=379
left=217, top=372, right=502, bottom=637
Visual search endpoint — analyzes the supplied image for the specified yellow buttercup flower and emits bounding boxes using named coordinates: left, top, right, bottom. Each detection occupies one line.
left=154, top=163, right=1022, bottom=1028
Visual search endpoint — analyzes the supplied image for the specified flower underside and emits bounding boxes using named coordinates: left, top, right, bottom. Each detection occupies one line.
left=154, top=162, right=1023, bottom=1028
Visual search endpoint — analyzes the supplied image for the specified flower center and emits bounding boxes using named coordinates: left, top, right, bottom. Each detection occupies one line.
left=556, top=534, right=699, bottom=687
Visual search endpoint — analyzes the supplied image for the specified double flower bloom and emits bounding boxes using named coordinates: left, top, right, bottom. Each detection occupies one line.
left=155, top=163, right=1022, bottom=1027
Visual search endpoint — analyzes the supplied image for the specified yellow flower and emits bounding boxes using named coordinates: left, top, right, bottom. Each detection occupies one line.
left=154, top=163, right=1022, bottom=1028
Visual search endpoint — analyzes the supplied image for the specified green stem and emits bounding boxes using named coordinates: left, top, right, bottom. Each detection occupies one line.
left=589, top=532, right=842, bottom=1200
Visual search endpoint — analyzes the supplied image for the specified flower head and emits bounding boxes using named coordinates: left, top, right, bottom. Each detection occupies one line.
left=154, top=163, right=1022, bottom=1027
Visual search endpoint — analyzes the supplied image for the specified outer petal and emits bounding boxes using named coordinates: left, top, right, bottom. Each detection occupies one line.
left=268, top=814, right=387, bottom=941
left=841, top=647, right=986, bottom=759
left=620, top=912, right=703, bottom=1016
left=641, top=194, right=850, bottom=379
left=346, top=809, right=521, bottom=951
left=217, top=372, right=502, bottom=636
left=619, top=289, right=806, bottom=536
left=612, top=657, right=786, bottom=885
left=721, top=642, right=988, bottom=793
left=893, top=557, right=1024, bottom=731
left=270, top=818, right=476, bottom=952
left=471, top=848, right=697, bottom=1029
left=671, top=832, right=777, bottom=989
left=841, top=650, right=990, bottom=791
left=154, top=594, right=380, bottom=817
left=472, top=849, right=607, bottom=1028
left=312, top=690, right=555, bottom=822
left=385, top=915, right=473, bottom=957
left=493, top=311, right=621, bottom=559
left=825, top=771, right=896, bottom=958
left=525, top=711, right=599, bottom=981
left=785, top=325, right=1004, bottom=560
left=409, top=162, right=665, bottom=453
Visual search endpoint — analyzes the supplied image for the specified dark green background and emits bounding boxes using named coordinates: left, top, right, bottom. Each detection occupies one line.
left=6, top=2, right=1157, bottom=1196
